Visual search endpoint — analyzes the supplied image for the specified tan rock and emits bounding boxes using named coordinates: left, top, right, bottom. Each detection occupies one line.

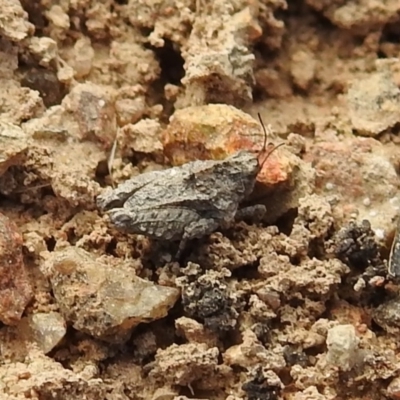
left=149, top=343, right=219, bottom=386
left=18, top=312, right=66, bottom=354
left=41, top=247, right=180, bottom=342
left=346, top=71, right=400, bottom=136
left=0, top=122, right=30, bottom=176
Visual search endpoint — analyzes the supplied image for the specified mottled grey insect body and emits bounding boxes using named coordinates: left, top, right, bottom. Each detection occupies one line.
left=97, top=150, right=261, bottom=251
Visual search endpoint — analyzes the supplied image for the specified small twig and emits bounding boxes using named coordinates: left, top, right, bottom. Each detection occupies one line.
left=108, top=134, right=118, bottom=188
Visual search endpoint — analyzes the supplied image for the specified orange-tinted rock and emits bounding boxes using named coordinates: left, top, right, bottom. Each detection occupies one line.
left=162, top=104, right=297, bottom=188
left=256, top=146, right=295, bottom=187
left=305, top=135, right=400, bottom=239
left=0, top=213, right=33, bottom=325
left=162, top=104, right=263, bottom=165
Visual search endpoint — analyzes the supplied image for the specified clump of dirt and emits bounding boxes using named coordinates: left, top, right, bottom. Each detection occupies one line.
left=1, top=1, right=400, bottom=400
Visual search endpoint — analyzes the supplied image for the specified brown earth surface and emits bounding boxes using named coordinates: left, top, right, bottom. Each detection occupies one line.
left=2, top=1, right=400, bottom=399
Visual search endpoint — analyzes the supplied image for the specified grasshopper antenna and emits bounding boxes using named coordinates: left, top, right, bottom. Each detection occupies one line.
left=257, top=113, right=284, bottom=169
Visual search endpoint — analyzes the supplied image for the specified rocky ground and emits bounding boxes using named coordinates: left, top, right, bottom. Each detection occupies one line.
left=1, top=0, right=400, bottom=399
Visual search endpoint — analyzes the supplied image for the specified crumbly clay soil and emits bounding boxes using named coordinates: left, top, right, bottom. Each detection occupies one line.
left=2, top=1, right=400, bottom=400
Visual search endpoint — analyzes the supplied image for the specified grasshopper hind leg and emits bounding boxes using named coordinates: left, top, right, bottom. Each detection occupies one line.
left=175, top=218, right=220, bottom=258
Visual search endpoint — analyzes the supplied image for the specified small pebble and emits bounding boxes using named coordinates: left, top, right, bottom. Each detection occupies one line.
left=374, top=228, right=385, bottom=240
left=325, top=182, right=334, bottom=191
left=353, top=278, right=366, bottom=292
left=326, top=324, right=361, bottom=371
left=362, top=197, right=371, bottom=207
